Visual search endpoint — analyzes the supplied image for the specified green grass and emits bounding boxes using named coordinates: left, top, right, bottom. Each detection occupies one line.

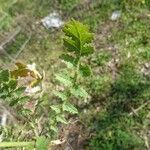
left=0, top=0, right=150, bottom=149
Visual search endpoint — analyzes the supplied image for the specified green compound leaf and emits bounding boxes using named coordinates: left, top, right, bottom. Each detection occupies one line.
left=0, top=70, right=9, bottom=82
left=63, top=37, right=79, bottom=53
left=8, top=79, right=17, bottom=90
left=50, top=125, right=58, bottom=133
left=54, top=91, right=68, bottom=101
left=63, top=19, right=94, bottom=45
left=63, top=19, right=94, bottom=55
left=70, top=85, right=89, bottom=98
left=55, top=73, right=73, bottom=86
left=50, top=105, right=61, bottom=114
left=56, top=115, right=67, bottom=124
left=79, top=64, right=91, bottom=77
left=14, top=87, right=26, bottom=96
left=81, top=44, right=94, bottom=56
left=52, top=20, right=93, bottom=129
left=63, top=102, right=78, bottom=114
left=60, top=54, right=77, bottom=67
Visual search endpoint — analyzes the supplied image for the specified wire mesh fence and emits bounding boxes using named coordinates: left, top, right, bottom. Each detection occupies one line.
left=0, top=27, right=31, bottom=69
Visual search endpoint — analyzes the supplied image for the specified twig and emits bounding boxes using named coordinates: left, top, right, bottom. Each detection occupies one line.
left=0, top=100, right=17, bottom=125
left=66, top=140, right=74, bottom=150
left=143, top=134, right=150, bottom=150
left=0, top=27, right=21, bottom=62
left=129, top=100, right=150, bottom=116
left=10, top=32, right=31, bottom=65
left=0, top=27, right=21, bottom=47
left=0, top=46, right=15, bottom=61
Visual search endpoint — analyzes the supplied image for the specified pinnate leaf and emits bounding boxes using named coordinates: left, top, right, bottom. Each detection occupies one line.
left=79, top=64, right=91, bottom=77
left=81, top=44, right=94, bottom=56
left=0, top=70, right=9, bottom=82
left=54, top=91, right=67, bottom=101
left=63, top=102, right=78, bottom=114
left=9, top=79, right=17, bottom=90
left=60, top=54, right=77, bottom=67
left=63, top=37, right=79, bottom=53
left=56, top=115, right=67, bottom=124
left=71, top=85, right=88, bottom=98
left=63, top=19, right=93, bottom=44
left=50, top=105, right=61, bottom=114
left=15, top=87, right=26, bottom=96
left=50, top=125, right=58, bottom=132
left=55, top=73, right=73, bottom=86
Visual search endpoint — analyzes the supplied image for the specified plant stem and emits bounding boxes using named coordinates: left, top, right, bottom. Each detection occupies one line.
left=74, top=56, right=80, bottom=84
left=0, top=141, right=34, bottom=148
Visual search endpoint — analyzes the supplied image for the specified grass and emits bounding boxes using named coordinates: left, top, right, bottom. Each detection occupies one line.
left=0, top=0, right=150, bottom=149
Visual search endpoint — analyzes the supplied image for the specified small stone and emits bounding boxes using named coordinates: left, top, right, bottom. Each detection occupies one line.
left=127, top=52, right=131, bottom=58
left=144, top=63, right=149, bottom=69
left=110, top=10, right=121, bottom=21
left=41, top=12, right=64, bottom=29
